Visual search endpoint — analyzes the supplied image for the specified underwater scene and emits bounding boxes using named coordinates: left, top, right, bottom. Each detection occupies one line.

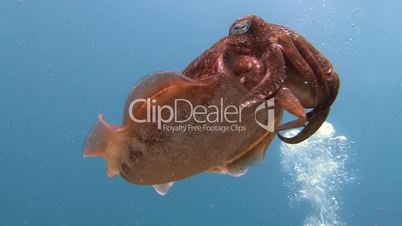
left=1, top=0, right=401, bottom=225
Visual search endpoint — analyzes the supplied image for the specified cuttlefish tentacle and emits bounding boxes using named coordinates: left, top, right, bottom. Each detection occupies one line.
left=279, top=35, right=319, bottom=99
left=275, top=86, right=307, bottom=131
left=277, top=35, right=338, bottom=144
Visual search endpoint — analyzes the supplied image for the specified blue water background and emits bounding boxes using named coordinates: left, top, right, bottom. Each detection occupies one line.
left=1, top=0, right=401, bottom=225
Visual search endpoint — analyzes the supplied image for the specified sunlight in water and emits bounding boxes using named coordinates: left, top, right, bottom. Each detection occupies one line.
left=280, top=122, right=354, bottom=226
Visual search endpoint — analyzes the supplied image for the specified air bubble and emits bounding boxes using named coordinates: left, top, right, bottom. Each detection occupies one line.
left=280, top=122, right=354, bottom=226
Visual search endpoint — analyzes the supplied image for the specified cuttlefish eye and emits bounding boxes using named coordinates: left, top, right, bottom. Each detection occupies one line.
left=229, top=20, right=251, bottom=35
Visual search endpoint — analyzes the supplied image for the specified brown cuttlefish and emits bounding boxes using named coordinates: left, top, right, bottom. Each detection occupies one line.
left=84, top=15, right=339, bottom=195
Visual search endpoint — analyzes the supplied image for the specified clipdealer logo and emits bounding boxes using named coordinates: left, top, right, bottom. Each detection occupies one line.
left=254, top=98, right=275, bottom=133
left=128, top=98, right=275, bottom=133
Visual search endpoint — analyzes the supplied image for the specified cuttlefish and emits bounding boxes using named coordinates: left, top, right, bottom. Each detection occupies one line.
left=84, top=15, right=339, bottom=195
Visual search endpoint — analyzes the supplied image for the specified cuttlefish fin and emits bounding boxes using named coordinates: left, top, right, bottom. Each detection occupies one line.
left=83, top=114, right=116, bottom=158
left=153, top=182, right=175, bottom=196
left=208, top=132, right=274, bottom=177
left=83, top=114, right=123, bottom=177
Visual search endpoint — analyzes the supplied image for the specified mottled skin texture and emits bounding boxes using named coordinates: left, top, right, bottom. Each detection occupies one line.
left=183, top=15, right=339, bottom=144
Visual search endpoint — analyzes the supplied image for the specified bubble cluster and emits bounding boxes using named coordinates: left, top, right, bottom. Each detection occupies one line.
left=280, top=122, right=354, bottom=226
